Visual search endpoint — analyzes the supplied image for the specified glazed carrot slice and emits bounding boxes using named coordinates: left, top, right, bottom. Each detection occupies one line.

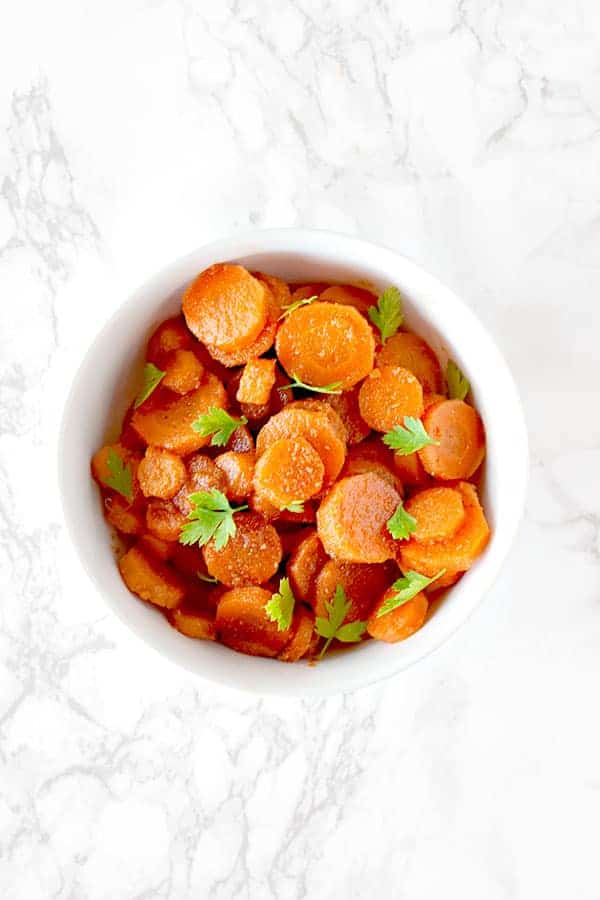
left=275, top=301, right=375, bottom=390
left=324, top=386, right=370, bottom=445
left=314, top=560, right=396, bottom=621
left=139, top=533, right=175, bottom=561
left=404, top=486, right=465, bottom=543
left=318, top=284, right=377, bottom=316
left=216, top=585, right=291, bottom=657
left=254, top=437, right=324, bottom=508
left=398, top=482, right=490, bottom=576
left=120, top=404, right=148, bottom=451
left=104, top=495, right=145, bottom=536
left=367, top=591, right=428, bottom=642
left=287, top=399, right=347, bottom=443
left=146, top=499, right=187, bottom=542
left=118, top=545, right=186, bottom=609
left=182, top=263, right=269, bottom=352
left=253, top=271, right=291, bottom=312
left=250, top=490, right=317, bottom=524
left=204, top=281, right=281, bottom=367
left=392, top=450, right=430, bottom=488
left=236, top=358, right=276, bottom=406
left=131, top=372, right=227, bottom=456
left=147, top=315, right=195, bottom=363
left=203, top=512, right=282, bottom=587
left=215, top=450, right=256, bottom=502
left=171, top=607, right=216, bottom=640
left=287, top=528, right=327, bottom=602
left=375, top=332, right=443, bottom=393
left=418, top=399, right=485, bottom=480
left=278, top=608, right=316, bottom=662
left=227, top=424, right=255, bottom=453
left=161, top=349, right=204, bottom=394
left=137, top=446, right=187, bottom=500
left=289, top=283, right=329, bottom=303
left=316, top=472, right=401, bottom=563
left=172, top=454, right=227, bottom=516
left=256, top=407, right=346, bottom=487
left=423, top=392, right=447, bottom=410
left=358, top=366, right=424, bottom=432
left=342, top=440, right=403, bottom=495
left=170, top=541, right=205, bottom=578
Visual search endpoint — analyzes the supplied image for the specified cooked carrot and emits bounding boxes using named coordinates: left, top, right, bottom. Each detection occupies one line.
left=367, top=591, right=428, bottom=642
left=324, top=386, right=370, bottom=445
left=256, top=407, right=346, bottom=487
left=172, top=453, right=227, bottom=516
left=423, top=392, right=447, bottom=410
left=287, top=528, right=327, bottom=602
left=145, top=499, right=187, bottom=542
left=426, top=570, right=461, bottom=590
left=137, top=446, right=187, bottom=500
left=316, top=472, right=401, bottom=563
left=398, top=482, right=490, bottom=576
left=215, top=450, right=256, bottom=501
left=104, top=495, right=145, bottom=536
left=275, top=301, right=375, bottom=390
left=120, top=404, right=147, bottom=451
left=404, top=486, right=465, bottom=543
left=318, top=284, right=377, bottom=316
left=139, top=533, right=175, bottom=561
left=171, top=607, right=216, bottom=640
left=358, top=366, right=424, bottom=432
left=203, top=512, right=282, bottom=587
left=342, top=441, right=403, bottom=495
left=91, top=443, right=141, bottom=497
left=170, top=541, right=205, bottom=578
left=375, top=332, right=443, bottom=393
left=254, top=437, right=324, bottom=509
left=314, top=560, right=396, bottom=621
left=418, top=399, right=485, bottom=480
left=253, top=271, right=291, bottom=313
left=287, top=399, right=347, bottom=443
left=250, top=490, right=317, bottom=524
left=161, top=349, right=204, bottom=394
left=239, top=365, right=292, bottom=425
left=236, top=358, right=276, bottom=406
left=278, top=608, right=315, bottom=662
left=147, top=316, right=194, bottom=363
left=204, top=281, right=280, bottom=367
left=279, top=527, right=309, bottom=560
left=182, top=263, right=269, bottom=352
left=289, top=283, right=329, bottom=303
left=118, top=545, right=185, bottom=609
left=216, top=585, right=291, bottom=657
left=392, top=450, right=430, bottom=488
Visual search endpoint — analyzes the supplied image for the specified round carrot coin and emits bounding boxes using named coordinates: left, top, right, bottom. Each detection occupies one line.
left=278, top=608, right=315, bottom=662
left=318, top=284, right=377, bottom=316
left=376, top=332, right=443, bottom=393
left=215, top=450, right=256, bottom=502
left=254, top=437, right=325, bottom=508
left=287, top=399, right=347, bottom=443
left=358, top=365, right=424, bottom=432
left=146, top=499, right=187, bottom=542
left=404, top=486, right=466, bottom=543
left=161, top=349, right=204, bottom=394
left=367, top=591, right=428, bottom=643
left=137, top=446, right=187, bottom=500
left=203, top=512, right=282, bottom=587
left=216, top=585, right=291, bottom=657
left=287, top=528, right=327, bottom=602
left=256, top=406, right=346, bottom=487
left=172, top=454, right=227, bottom=515
left=418, top=399, right=485, bottom=480
left=147, top=316, right=194, bottom=363
left=393, top=450, right=430, bottom=488
left=314, top=560, right=396, bottom=621
left=324, top=386, right=370, bottom=444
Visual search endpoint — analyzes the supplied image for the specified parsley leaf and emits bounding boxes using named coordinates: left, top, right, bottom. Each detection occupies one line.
left=368, top=286, right=403, bottom=343
left=282, top=374, right=343, bottom=395
left=376, top=569, right=446, bottom=617
left=134, top=362, right=165, bottom=408
left=179, top=490, right=248, bottom=550
left=265, top=577, right=296, bottom=632
left=382, top=416, right=438, bottom=455
left=447, top=360, right=470, bottom=401
left=282, top=500, right=304, bottom=514
left=315, top=585, right=367, bottom=659
left=278, top=294, right=319, bottom=320
left=102, top=448, right=133, bottom=501
left=191, top=407, right=248, bottom=447
left=387, top=501, right=417, bottom=540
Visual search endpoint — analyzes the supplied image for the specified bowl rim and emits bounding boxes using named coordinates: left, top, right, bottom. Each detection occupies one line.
left=58, top=227, right=528, bottom=697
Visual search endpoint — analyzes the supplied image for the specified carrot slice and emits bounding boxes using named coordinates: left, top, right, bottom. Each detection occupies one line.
left=216, top=585, right=291, bottom=657
left=256, top=407, right=346, bottom=487
left=215, top=450, right=256, bottom=502
left=275, top=301, right=375, bottom=390
left=392, top=450, right=430, bottom=488
left=131, top=372, right=227, bottom=456
left=342, top=440, right=403, bottom=495
left=236, top=358, right=276, bottom=406
left=423, top=392, right=447, bottom=410
left=137, top=446, right=187, bottom=500
left=314, top=560, right=396, bottom=621
left=375, top=332, right=443, bottom=393
left=404, top=486, right=465, bottom=543
left=324, top=386, right=370, bottom=445
left=289, top=283, right=329, bottom=303
left=161, top=349, right=204, bottom=395
left=287, top=399, right=347, bottom=443
left=254, top=437, right=324, bottom=508
left=253, top=271, right=291, bottom=312
left=146, top=499, right=187, bottom=542
left=91, top=443, right=141, bottom=498
left=318, top=284, right=377, bottom=316
left=278, top=608, right=315, bottom=662
left=139, top=533, right=175, bottom=561
left=398, top=482, right=490, bottom=576
left=418, top=399, right=485, bottom=480
left=367, top=591, right=428, bottom=642
left=203, top=512, right=282, bottom=587
left=104, top=494, right=145, bottom=536
left=120, top=404, right=148, bottom=451
left=118, top=545, right=185, bottom=609
left=250, top=490, right=317, bottom=524
left=316, top=472, right=401, bottom=563
left=182, top=263, right=269, bottom=352
left=171, top=607, right=216, bottom=640
left=147, top=316, right=195, bottom=363
left=287, top=528, right=327, bottom=602
left=358, top=366, right=424, bottom=432
left=172, top=454, right=227, bottom=516
left=170, top=542, right=205, bottom=578
left=205, top=281, right=280, bottom=367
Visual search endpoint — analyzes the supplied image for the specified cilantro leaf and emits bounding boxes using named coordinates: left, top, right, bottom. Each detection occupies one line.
left=447, top=360, right=470, bottom=401
left=368, top=286, right=403, bottom=343
left=179, top=489, right=247, bottom=550
left=387, top=501, right=417, bottom=540
left=102, top=448, right=133, bottom=501
left=315, top=585, right=367, bottom=659
left=382, top=416, right=438, bottom=455
left=265, top=577, right=296, bottom=632
left=282, top=374, right=342, bottom=395
left=282, top=500, right=304, bottom=514
left=376, top=569, right=446, bottom=618
left=278, top=294, right=319, bottom=320
left=191, top=407, right=248, bottom=447
left=134, top=362, right=165, bottom=408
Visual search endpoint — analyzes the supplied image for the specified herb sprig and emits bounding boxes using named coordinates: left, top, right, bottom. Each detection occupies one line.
left=134, top=362, right=166, bottom=408
left=382, top=416, right=438, bottom=455
left=282, top=375, right=342, bottom=395
left=376, top=569, right=446, bottom=617
left=265, top=577, right=296, bottom=632
left=179, top=490, right=247, bottom=550
left=102, top=448, right=133, bottom=501
left=447, top=360, right=470, bottom=401
left=278, top=295, right=319, bottom=320
left=368, top=286, right=403, bottom=343
left=191, top=407, right=248, bottom=447
left=315, top=585, right=367, bottom=659
left=387, top=501, right=417, bottom=541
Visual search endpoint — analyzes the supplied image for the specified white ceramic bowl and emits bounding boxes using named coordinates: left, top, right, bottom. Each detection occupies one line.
left=59, top=229, right=528, bottom=697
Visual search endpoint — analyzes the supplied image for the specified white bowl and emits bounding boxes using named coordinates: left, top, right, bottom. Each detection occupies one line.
left=59, top=229, right=528, bottom=697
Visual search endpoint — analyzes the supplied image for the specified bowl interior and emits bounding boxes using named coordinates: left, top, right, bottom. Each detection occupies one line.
left=59, top=230, right=527, bottom=697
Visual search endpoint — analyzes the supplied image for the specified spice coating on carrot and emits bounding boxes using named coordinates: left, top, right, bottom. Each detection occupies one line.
left=203, top=512, right=282, bottom=587
left=216, top=585, right=291, bottom=657
left=254, top=437, right=324, bottom=508
left=287, top=528, right=327, bottom=602
left=404, top=486, right=465, bottom=543
left=376, top=332, right=443, bottom=393
left=237, top=357, right=276, bottom=406
left=358, top=366, right=424, bottom=432
left=215, top=450, right=256, bottom=502
left=367, top=591, right=428, bottom=642
left=256, top=406, right=346, bottom=487
left=138, top=446, right=187, bottom=500
left=314, top=560, right=396, bottom=622
left=418, top=399, right=485, bottom=480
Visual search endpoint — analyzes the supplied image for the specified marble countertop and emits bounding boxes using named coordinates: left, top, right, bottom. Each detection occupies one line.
left=2, top=1, right=600, bottom=897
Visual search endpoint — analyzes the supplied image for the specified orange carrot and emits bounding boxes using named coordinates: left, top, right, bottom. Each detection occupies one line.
left=236, top=357, right=277, bottom=406
left=216, top=585, right=291, bottom=657
left=314, top=560, right=396, bottom=622
left=170, top=607, right=216, bottom=640
left=215, top=450, right=256, bottom=502
left=358, top=366, right=424, bottom=432
left=161, top=349, right=204, bottom=394
left=324, top=386, right=370, bottom=444
left=404, top=486, right=466, bottom=543
left=104, top=495, right=145, bottom=536
left=203, top=512, right=282, bottom=587
left=253, top=437, right=324, bottom=508
left=287, top=528, right=327, bottom=602
left=318, top=284, right=377, bottom=316
left=172, top=454, right=227, bottom=516
left=145, top=499, right=187, bottom=542
left=278, top=608, right=316, bottom=662
left=367, top=591, right=428, bottom=642
left=418, top=399, right=485, bottom=480
left=256, top=406, right=346, bottom=487
left=137, top=446, right=187, bottom=500
left=118, top=545, right=186, bottom=609
left=375, top=332, right=443, bottom=393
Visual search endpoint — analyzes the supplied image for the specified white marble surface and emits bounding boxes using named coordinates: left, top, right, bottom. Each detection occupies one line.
left=1, top=1, right=600, bottom=897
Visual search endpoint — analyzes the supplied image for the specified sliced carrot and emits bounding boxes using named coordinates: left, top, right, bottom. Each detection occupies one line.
left=139, top=533, right=175, bottom=561
left=91, top=443, right=141, bottom=498
left=314, top=560, right=396, bottom=621
left=236, top=357, right=276, bottom=406
left=172, top=454, right=227, bottom=516
left=287, top=399, right=347, bottom=444
left=316, top=472, right=401, bottom=563
left=227, top=425, right=255, bottom=454
left=418, top=399, right=485, bottom=480
left=318, top=284, right=377, bottom=316
left=324, top=386, right=370, bottom=445
left=205, top=281, right=280, bottom=367
left=203, top=512, right=282, bottom=587
left=404, top=486, right=465, bottom=543
left=147, top=315, right=194, bottom=363
left=278, top=608, right=316, bottom=662
left=424, top=392, right=447, bottom=410
left=287, top=528, right=327, bottom=602
left=275, top=301, right=375, bottom=390
left=398, top=482, right=490, bottom=576
left=253, top=271, right=291, bottom=313
left=170, top=542, right=205, bottom=578
left=171, top=607, right=216, bottom=640
left=182, top=263, right=269, bottom=352
left=367, top=591, right=428, bottom=642
left=254, top=437, right=324, bottom=509
left=215, top=450, right=256, bottom=502
left=216, top=585, right=291, bottom=657
left=104, top=494, right=145, bottom=536
left=250, top=490, right=317, bottom=524
left=289, top=283, right=329, bottom=303
left=118, top=545, right=185, bottom=609
left=342, top=441, right=403, bottom=495
left=161, top=349, right=204, bottom=395
left=137, top=446, right=187, bottom=500
left=358, top=366, right=424, bottom=432
left=375, top=332, right=443, bottom=393
left=392, top=450, right=430, bottom=488
left=120, top=404, right=147, bottom=451
left=426, top=570, right=461, bottom=591
left=256, top=407, right=346, bottom=487
left=145, top=499, right=187, bottom=542
left=131, top=372, right=227, bottom=456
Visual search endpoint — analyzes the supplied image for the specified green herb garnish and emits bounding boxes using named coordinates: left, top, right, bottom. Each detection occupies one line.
left=386, top=501, right=417, bottom=540
left=278, top=295, right=319, bottom=320
left=179, top=490, right=247, bottom=550
left=282, top=375, right=342, bottom=395
left=368, top=286, right=403, bottom=343
left=315, top=585, right=367, bottom=659
left=447, top=360, right=470, bottom=401
left=101, top=448, right=133, bottom=501
left=376, top=569, right=446, bottom=617
left=382, top=416, right=438, bottom=455
left=191, top=407, right=248, bottom=447
left=134, top=362, right=165, bottom=408
left=265, top=577, right=296, bottom=632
